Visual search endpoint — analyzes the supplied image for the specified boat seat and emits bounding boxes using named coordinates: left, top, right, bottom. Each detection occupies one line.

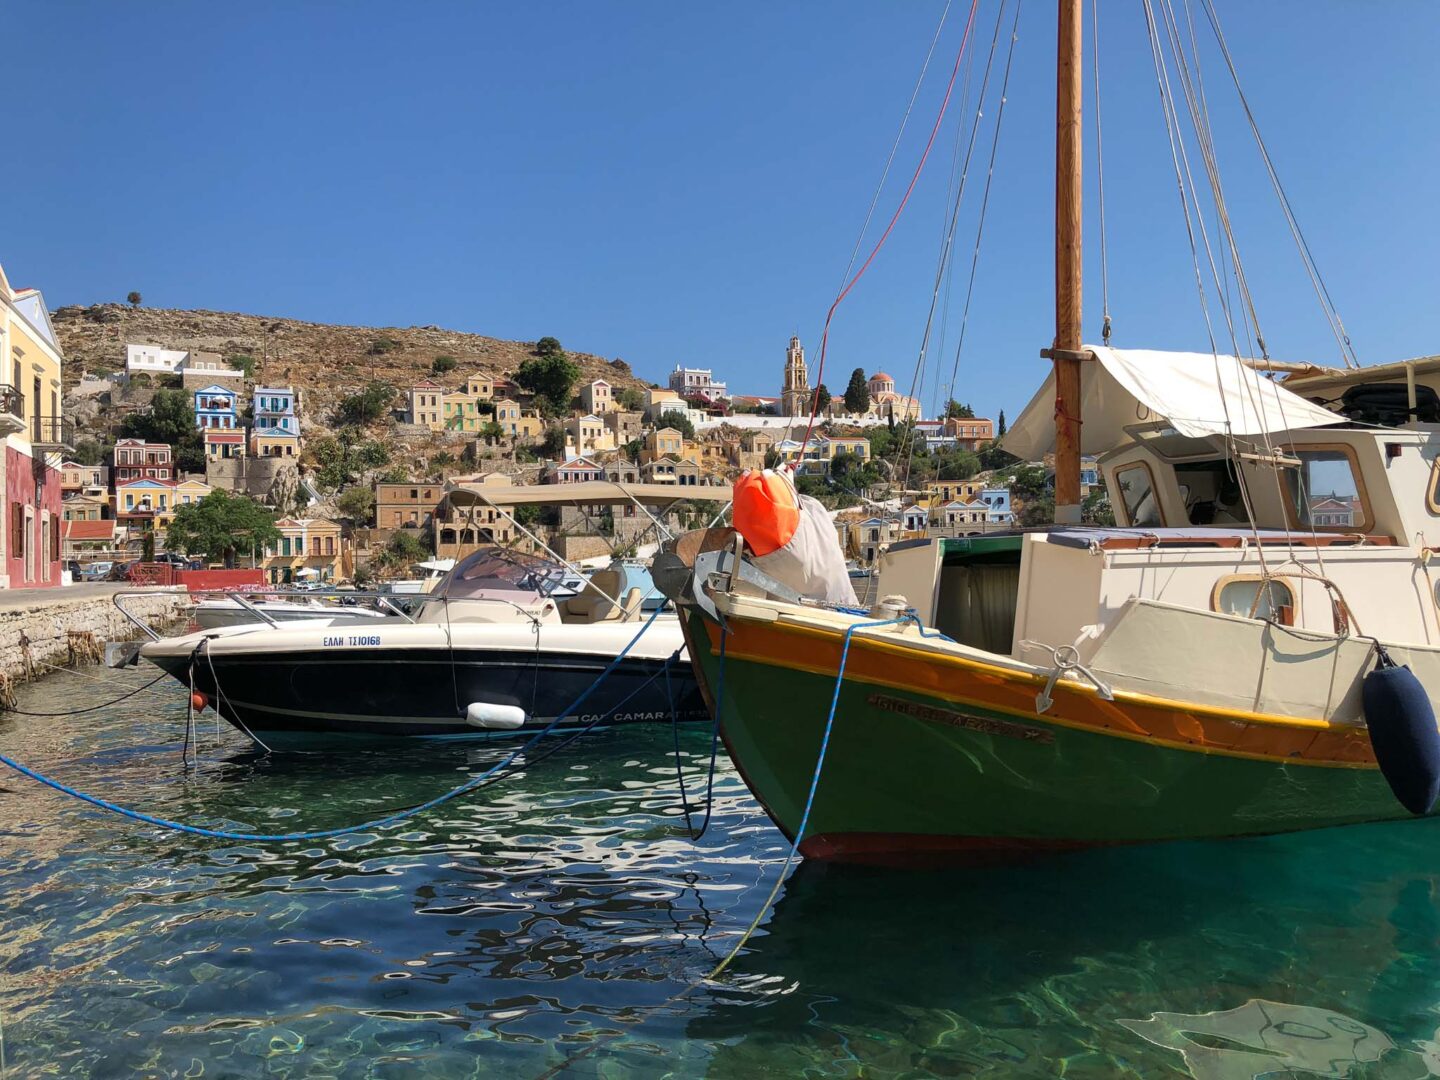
left=563, top=569, right=624, bottom=623
left=618, top=587, right=645, bottom=622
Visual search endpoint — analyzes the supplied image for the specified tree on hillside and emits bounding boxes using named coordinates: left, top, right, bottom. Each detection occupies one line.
left=616, top=386, right=645, bottom=411
left=843, top=369, right=870, bottom=415
left=814, top=384, right=831, bottom=413
left=126, top=291, right=142, bottom=308
left=166, top=490, right=280, bottom=567
left=516, top=349, right=580, bottom=416
left=944, top=400, right=975, bottom=419
left=534, top=336, right=563, bottom=358
left=338, top=381, right=396, bottom=425
left=998, top=409, right=1007, bottom=436
left=432, top=354, right=458, bottom=374
left=978, top=440, right=1019, bottom=470
left=335, top=485, right=376, bottom=524
left=657, top=410, right=696, bottom=441
left=72, top=438, right=106, bottom=467
left=312, top=428, right=391, bottom=489
left=120, top=388, right=205, bottom=472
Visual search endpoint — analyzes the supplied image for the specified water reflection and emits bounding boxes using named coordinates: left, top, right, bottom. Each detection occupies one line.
left=4, top=669, right=1440, bottom=1076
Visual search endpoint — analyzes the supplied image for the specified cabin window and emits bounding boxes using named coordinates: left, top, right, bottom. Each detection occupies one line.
left=1115, top=463, right=1163, bottom=527
left=1175, top=459, right=1249, bottom=526
left=1213, top=577, right=1295, bottom=625
left=1283, top=446, right=1370, bottom=532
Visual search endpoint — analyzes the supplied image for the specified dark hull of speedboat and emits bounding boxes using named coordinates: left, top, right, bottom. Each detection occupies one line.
left=152, top=646, right=707, bottom=742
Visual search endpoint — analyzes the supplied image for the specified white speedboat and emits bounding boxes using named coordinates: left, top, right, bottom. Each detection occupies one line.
left=144, top=548, right=706, bottom=742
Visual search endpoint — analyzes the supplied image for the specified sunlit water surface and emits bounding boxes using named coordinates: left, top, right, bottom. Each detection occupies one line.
left=4, top=667, right=1440, bottom=1077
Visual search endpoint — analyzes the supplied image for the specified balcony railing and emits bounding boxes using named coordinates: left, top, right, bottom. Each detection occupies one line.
left=31, top=416, right=75, bottom=451
left=0, top=385, right=24, bottom=435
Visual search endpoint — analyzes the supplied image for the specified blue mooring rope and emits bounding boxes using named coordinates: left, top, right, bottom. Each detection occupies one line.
left=706, top=613, right=910, bottom=979
left=0, top=607, right=665, bottom=843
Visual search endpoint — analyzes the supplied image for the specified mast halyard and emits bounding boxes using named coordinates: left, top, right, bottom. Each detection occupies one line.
left=1052, top=0, right=1085, bottom=524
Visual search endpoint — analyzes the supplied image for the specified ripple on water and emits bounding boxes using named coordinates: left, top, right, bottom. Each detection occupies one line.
left=6, top=673, right=1440, bottom=1076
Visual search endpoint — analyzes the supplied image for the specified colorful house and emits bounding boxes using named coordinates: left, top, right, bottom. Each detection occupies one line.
left=253, top=386, right=299, bottom=436
left=204, top=429, right=246, bottom=461
left=580, top=379, right=613, bottom=415
left=493, top=399, right=544, bottom=440
left=262, top=517, right=343, bottom=584
left=193, top=383, right=239, bottom=431
left=550, top=457, right=603, bottom=484
left=0, top=264, right=68, bottom=587
left=113, top=439, right=174, bottom=485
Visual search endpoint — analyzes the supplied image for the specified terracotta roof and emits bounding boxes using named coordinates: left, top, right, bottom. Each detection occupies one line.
left=62, top=520, right=115, bottom=541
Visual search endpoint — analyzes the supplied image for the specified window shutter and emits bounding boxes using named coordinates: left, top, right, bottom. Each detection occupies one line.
left=49, top=518, right=59, bottom=563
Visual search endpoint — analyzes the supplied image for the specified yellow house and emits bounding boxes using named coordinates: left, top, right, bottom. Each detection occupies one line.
left=262, top=517, right=344, bottom=584
left=640, top=426, right=683, bottom=465
left=463, top=372, right=494, bottom=399
left=251, top=430, right=300, bottom=457
left=566, top=414, right=614, bottom=455
left=62, top=494, right=110, bottom=522
left=580, top=379, right=612, bottom=414
left=407, top=380, right=445, bottom=430
left=494, top=398, right=544, bottom=440
left=442, top=391, right=485, bottom=432
left=925, top=479, right=984, bottom=509
left=0, top=262, right=68, bottom=588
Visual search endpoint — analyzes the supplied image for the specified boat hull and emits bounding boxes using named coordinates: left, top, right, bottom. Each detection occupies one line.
left=145, top=620, right=706, bottom=743
left=681, top=607, right=1414, bottom=861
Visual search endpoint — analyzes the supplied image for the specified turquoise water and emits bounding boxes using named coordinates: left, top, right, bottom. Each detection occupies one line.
left=4, top=666, right=1440, bottom=1077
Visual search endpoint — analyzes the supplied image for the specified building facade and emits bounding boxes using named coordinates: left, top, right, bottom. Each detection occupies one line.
left=0, top=266, right=68, bottom=587
left=374, top=482, right=440, bottom=529
left=262, top=517, right=343, bottom=584
left=669, top=366, right=728, bottom=405
left=194, top=383, right=239, bottom=431
left=580, top=379, right=613, bottom=415
left=113, top=439, right=174, bottom=485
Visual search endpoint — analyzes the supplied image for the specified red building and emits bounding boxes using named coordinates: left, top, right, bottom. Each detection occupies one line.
left=113, top=439, right=174, bottom=486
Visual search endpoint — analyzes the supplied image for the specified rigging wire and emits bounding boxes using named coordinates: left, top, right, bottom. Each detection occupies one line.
left=900, top=0, right=1012, bottom=489
left=1091, top=0, right=1112, bottom=345
left=800, top=0, right=984, bottom=455
left=1196, top=0, right=1359, bottom=369
left=913, top=0, right=1024, bottom=495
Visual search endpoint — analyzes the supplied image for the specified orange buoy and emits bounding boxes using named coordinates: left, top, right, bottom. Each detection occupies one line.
left=190, top=691, right=210, bottom=713
left=733, top=468, right=800, bottom=557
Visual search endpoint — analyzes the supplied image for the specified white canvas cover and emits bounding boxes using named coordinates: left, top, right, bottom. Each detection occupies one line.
left=1004, top=346, right=1345, bottom=459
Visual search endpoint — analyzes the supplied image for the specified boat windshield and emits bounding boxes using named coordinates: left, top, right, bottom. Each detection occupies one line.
left=433, top=548, right=568, bottom=601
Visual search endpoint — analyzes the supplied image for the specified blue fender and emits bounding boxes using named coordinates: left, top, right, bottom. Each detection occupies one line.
left=1363, top=655, right=1440, bottom=816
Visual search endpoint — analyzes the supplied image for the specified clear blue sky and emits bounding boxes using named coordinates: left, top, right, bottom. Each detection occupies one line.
left=10, top=2, right=1438, bottom=421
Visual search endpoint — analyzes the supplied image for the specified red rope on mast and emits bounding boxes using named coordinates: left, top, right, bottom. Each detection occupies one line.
left=801, top=0, right=983, bottom=453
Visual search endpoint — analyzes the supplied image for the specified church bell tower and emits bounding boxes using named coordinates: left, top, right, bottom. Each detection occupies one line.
left=781, top=335, right=810, bottom=417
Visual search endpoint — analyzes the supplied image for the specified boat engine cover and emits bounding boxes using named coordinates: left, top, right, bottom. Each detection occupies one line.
left=1362, top=663, right=1440, bottom=816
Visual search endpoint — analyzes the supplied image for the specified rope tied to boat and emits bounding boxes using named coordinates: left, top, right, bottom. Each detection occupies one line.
left=0, top=607, right=666, bottom=843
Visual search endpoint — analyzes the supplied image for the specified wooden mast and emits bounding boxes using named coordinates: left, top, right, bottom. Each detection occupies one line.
left=1052, top=0, right=1084, bottom=524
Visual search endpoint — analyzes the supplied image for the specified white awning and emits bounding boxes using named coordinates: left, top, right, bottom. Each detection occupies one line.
left=1004, top=346, right=1345, bottom=460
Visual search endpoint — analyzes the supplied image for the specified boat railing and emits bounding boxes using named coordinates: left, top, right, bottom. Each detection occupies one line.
left=112, top=587, right=426, bottom=641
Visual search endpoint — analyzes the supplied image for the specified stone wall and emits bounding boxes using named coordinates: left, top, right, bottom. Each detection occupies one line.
left=0, top=587, right=189, bottom=684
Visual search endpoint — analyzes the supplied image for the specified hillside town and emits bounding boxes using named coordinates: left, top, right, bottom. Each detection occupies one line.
left=0, top=259, right=1124, bottom=592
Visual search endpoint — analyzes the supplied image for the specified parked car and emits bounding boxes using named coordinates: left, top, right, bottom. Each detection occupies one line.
left=106, top=560, right=136, bottom=582
left=83, top=561, right=114, bottom=581
left=66, top=559, right=82, bottom=578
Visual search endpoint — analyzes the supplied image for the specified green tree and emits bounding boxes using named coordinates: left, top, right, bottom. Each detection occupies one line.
left=657, top=410, right=695, bottom=441
left=1007, top=463, right=1050, bottom=503
left=944, top=400, right=975, bottom=419
left=515, top=350, right=580, bottom=416
left=534, top=336, right=563, bottom=358
left=120, top=388, right=204, bottom=472
left=338, top=381, right=396, bottom=425
left=72, top=438, right=106, bottom=466
left=997, top=409, right=1007, bottom=436
left=126, top=291, right=142, bottom=308
left=814, top=384, right=831, bottom=412
left=843, top=368, right=870, bottom=415
left=335, top=485, right=376, bottom=524
left=166, top=490, right=280, bottom=567
left=431, top=354, right=458, bottom=374
left=867, top=425, right=895, bottom=460
left=479, top=420, right=505, bottom=444
left=541, top=424, right=567, bottom=458
left=368, top=336, right=401, bottom=356
left=386, top=529, right=428, bottom=563
left=934, top=449, right=981, bottom=481
left=1082, top=488, right=1115, bottom=526
left=1019, top=495, right=1056, bottom=528
left=978, top=440, right=1019, bottom=470
left=616, top=386, right=645, bottom=411
left=228, top=353, right=257, bottom=378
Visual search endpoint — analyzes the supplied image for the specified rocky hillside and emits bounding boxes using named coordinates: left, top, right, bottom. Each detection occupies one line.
left=52, top=303, right=652, bottom=418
